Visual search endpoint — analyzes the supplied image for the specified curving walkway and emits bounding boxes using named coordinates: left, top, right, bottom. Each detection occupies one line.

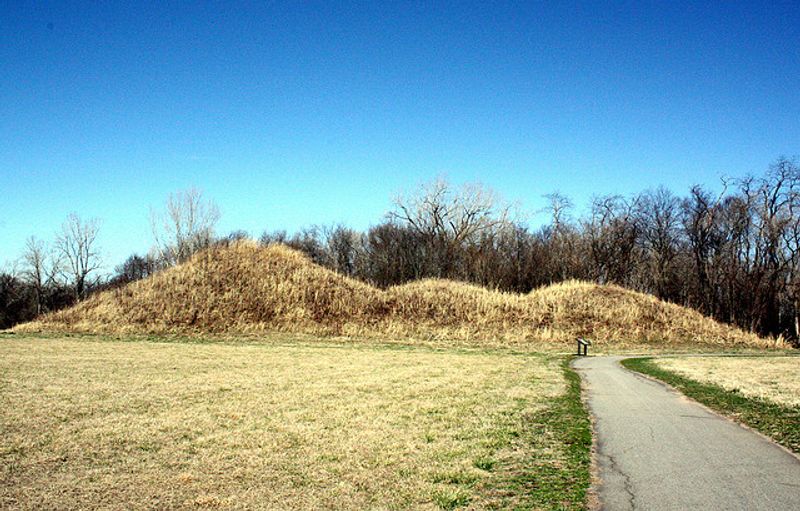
left=573, top=356, right=800, bottom=510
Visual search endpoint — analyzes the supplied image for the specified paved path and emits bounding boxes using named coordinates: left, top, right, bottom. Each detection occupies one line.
left=572, top=356, right=800, bottom=511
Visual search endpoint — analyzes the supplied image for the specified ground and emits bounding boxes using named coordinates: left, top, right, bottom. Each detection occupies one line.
left=575, top=356, right=800, bottom=510
left=0, top=334, right=589, bottom=510
left=623, top=355, right=800, bottom=454
left=652, top=356, right=800, bottom=407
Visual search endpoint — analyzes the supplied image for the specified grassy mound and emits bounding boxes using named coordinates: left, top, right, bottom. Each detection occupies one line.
left=15, top=242, right=782, bottom=350
left=20, top=243, right=384, bottom=335
left=527, top=280, right=759, bottom=346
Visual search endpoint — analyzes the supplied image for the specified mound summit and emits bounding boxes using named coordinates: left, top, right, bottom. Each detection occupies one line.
left=15, top=241, right=778, bottom=350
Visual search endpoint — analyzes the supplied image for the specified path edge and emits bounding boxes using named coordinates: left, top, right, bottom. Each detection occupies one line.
left=569, top=356, right=602, bottom=511
left=619, top=355, right=800, bottom=464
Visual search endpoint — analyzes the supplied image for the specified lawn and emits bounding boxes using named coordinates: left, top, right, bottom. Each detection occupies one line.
left=653, top=356, right=800, bottom=407
left=0, top=335, right=589, bottom=510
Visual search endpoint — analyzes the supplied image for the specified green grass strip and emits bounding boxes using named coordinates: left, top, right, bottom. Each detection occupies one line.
left=495, top=356, right=592, bottom=510
left=622, top=357, right=800, bottom=454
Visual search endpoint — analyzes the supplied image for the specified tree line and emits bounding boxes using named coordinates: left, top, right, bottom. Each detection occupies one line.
left=0, top=188, right=216, bottom=329
left=3, top=159, right=800, bottom=346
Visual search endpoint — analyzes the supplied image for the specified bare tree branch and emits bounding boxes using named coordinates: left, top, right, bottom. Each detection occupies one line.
left=54, top=214, right=102, bottom=300
left=150, top=187, right=221, bottom=266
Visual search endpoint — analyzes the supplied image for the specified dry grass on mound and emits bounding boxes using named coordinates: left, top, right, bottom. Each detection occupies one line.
left=15, top=241, right=785, bottom=350
left=21, top=243, right=385, bottom=335
left=527, top=280, right=770, bottom=349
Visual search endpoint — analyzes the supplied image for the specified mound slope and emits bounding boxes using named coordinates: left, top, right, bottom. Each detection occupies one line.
left=20, top=243, right=384, bottom=334
left=15, top=242, right=780, bottom=349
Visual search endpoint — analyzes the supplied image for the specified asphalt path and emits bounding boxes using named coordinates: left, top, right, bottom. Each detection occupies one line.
left=573, top=356, right=800, bottom=510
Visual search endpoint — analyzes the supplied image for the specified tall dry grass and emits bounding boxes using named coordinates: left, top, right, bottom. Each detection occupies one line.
left=14, top=241, right=786, bottom=350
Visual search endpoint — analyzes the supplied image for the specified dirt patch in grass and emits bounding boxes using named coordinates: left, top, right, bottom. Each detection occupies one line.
left=0, top=336, right=589, bottom=510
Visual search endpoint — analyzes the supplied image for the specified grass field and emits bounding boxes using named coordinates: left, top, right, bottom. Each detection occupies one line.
left=0, top=335, right=590, bottom=510
left=653, top=356, right=800, bottom=407
left=622, top=356, right=800, bottom=454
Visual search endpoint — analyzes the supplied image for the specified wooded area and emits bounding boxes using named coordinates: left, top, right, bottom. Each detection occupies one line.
left=3, top=159, right=800, bottom=346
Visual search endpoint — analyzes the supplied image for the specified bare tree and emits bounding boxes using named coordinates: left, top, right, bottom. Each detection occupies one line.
left=636, top=187, right=682, bottom=298
left=21, top=236, right=61, bottom=314
left=391, top=178, right=509, bottom=243
left=389, top=177, right=511, bottom=278
left=150, top=187, right=221, bottom=266
left=584, top=195, right=641, bottom=285
left=321, top=224, right=364, bottom=276
left=772, top=159, right=800, bottom=338
left=364, top=221, right=426, bottom=285
left=542, top=192, right=573, bottom=233
left=541, top=192, right=582, bottom=282
left=681, top=181, right=735, bottom=317
left=54, top=214, right=102, bottom=300
left=113, top=253, right=156, bottom=285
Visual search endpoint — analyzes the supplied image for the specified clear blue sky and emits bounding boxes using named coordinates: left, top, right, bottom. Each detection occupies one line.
left=2, top=1, right=798, bottom=271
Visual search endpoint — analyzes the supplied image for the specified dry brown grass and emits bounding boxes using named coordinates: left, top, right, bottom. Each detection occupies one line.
left=20, top=243, right=384, bottom=334
left=0, top=336, right=568, bottom=510
left=653, top=356, right=800, bottom=407
left=14, top=241, right=785, bottom=350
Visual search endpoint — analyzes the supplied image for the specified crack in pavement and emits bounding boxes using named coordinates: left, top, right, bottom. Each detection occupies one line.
left=679, top=414, right=720, bottom=420
left=646, top=424, right=655, bottom=444
left=600, top=449, right=636, bottom=510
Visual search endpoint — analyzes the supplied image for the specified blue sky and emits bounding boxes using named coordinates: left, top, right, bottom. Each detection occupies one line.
left=2, top=1, right=799, bottom=270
